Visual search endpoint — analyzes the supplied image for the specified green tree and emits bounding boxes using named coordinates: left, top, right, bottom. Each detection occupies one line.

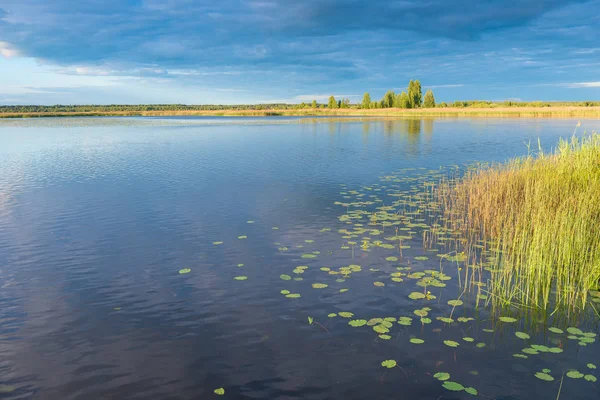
left=370, top=101, right=377, bottom=109
left=393, top=93, right=402, bottom=108
left=340, top=98, right=350, bottom=108
left=311, top=100, right=317, bottom=108
left=361, top=92, right=371, bottom=109
left=328, top=95, right=338, bottom=109
left=382, top=90, right=395, bottom=108
left=423, top=89, right=435, bottom=108
left=399, top=91, right=411, bottom=109
left=408, top=80, right=423, bottom=108
left=338, top=100, right=342, bottom=108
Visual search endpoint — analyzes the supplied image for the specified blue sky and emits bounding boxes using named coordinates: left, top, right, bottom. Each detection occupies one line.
left=0, top=0, right=599, bottom=105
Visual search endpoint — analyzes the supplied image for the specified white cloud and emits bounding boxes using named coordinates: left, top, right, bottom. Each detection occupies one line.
left=0, top=41, right=19, bottom=58
left=562, top=82, right=600, bottom=88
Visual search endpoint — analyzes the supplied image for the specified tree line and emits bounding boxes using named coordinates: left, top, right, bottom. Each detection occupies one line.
left=324, top=80, right=435, bottom=110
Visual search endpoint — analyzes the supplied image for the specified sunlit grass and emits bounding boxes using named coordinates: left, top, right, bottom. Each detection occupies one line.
left=437, top=131, right=600, bottom=312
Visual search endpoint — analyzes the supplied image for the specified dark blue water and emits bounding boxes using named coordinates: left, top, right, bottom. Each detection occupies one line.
left=0, top=117, right=598, bottom=399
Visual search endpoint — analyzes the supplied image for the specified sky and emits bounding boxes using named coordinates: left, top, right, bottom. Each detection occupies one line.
left=0, top=0, right=599, bottom=105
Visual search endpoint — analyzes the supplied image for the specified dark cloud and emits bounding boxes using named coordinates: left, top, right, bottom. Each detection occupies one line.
left=0, top=0, right=594, bottom=67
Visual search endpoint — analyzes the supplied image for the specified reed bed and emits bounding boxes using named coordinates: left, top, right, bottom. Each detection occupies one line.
left=436, top=131, right=600, bottom=313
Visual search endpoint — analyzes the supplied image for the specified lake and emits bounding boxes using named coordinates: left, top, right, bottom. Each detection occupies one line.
left=0, top=116, right=599, bottom=399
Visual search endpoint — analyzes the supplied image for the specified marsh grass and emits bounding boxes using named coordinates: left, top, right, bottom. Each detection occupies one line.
left=435, top=131, right=600, bottom=313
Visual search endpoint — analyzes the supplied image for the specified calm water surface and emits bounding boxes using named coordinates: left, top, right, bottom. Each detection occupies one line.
left=0, top=117, right=599, bottom=399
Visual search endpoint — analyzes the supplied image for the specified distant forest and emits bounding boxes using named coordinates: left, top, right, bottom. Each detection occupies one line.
left=1, top=79, right=598, bottom=112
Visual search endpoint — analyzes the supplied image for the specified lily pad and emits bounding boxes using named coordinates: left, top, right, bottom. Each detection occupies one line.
left=286, top=293, right=301, bottom=298
left=498, top=317, right=517, bottom=323
left=349, top=319, right=367, bottom=327
left=434, top=372, right=450, bottom=381
left=585, top=375, right=597, bottom=382
left=548, top=327, right=564, bottom=334
left=566, top=370, right=584, bottom=379
left=409, top=292, right=426, bottom=300
left=234, top=276, right=248, bottom=280
left=567, top=327, right=583, bottom=335
left=444, top=340, right=460, bottom=348
left=465, top=387, right=478, bottom=396
left=447, top=300, right=464, bottom=307
left=381, top=360, right=397, bottom=368
left=515, top=332, right=530, bottom=340
left=338, top=312, right=354, bottom=318
left=214, top=388, right=225, bottom=395
left=442, top=381, right=464, bottom=391
left=280, top=274, right=291, bottom=280
left=535, top=372, right=554, bottom=381
left=410, top=338, right=425, bottom=344
left=178, top=268, right=191, bottom=274
left=312, top=283, right=328, bottom=289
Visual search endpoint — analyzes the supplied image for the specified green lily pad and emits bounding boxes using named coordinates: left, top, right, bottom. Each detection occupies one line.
left=548, top=327, right=564, bottom=334
left=434, top=372, right=450, bottom=381
left=442, top=381, right=464, bottom=391
left=585, top=375, right=597, bottom=382
left=285, top=293, right=301, bottom=298
left=308, top=317, right=313, bottom=324
left=214, top=388, right=225, bottom=395
left=476, top=343, right=486, bottom=348
left=178, top=268, right=191, bottom=274
left=379, top=334, right=392, bottom=340
left=328, top=313, right=337, bottom=318
left=444, top=340, right=460, bottom=348
left=587, top=363, right=597, bottom=369
left=338, top=312, right=354, bottom=318
left=386, top=256, right=398, bottom=261
left=398, top=317, right=412, bottom=326
left=280, top=290, right=290, bottom=295
left=447, top=300, right=463, bottom=307
left=462, top=337, right=474, bottom=342
left=238, top=235, right=247, bottom=239
left=280, top=274, right=291, bottom=280
left=234, top=276, right=248, bottom=280
left=339, top=288, right=349, bottom=293
left=513, top=354, right=528, bottom=359
left=301, top=254, right=317, bottom=259
left=410, top=338, right=425, bottom=344
left=349, top=319, right=367, bottom=327
left=465, top=387, right=478, bottom=396
left=212, top=241, right=223, bottom=245
left=567, top=327, right=583, bottom=335
left=381, top=360, right=397, bottom=368
left=499, top=317, right=517, bottom=323
left=373, top=325, right=389, bottom=334
left=566, top=370, right=584, bottom=379
left=312, top=283, right=328, bottom=289
left=548, top=347, right=563, bottom=353
left=373, top=281, right=385, bottom=287
left=409, top=292, right=426, bottom=300
left=535, top=372, right=554, bottom=381
left=515, top=332, right=530, bottom=340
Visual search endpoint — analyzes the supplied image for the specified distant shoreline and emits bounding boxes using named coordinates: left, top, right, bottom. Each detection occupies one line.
left=2, top=106, right=600, bottom=119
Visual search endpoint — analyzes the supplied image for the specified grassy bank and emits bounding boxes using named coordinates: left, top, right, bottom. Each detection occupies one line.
left=434, top=131, right=600, bottom=313
left=2, top=106, right=600, bottom=119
